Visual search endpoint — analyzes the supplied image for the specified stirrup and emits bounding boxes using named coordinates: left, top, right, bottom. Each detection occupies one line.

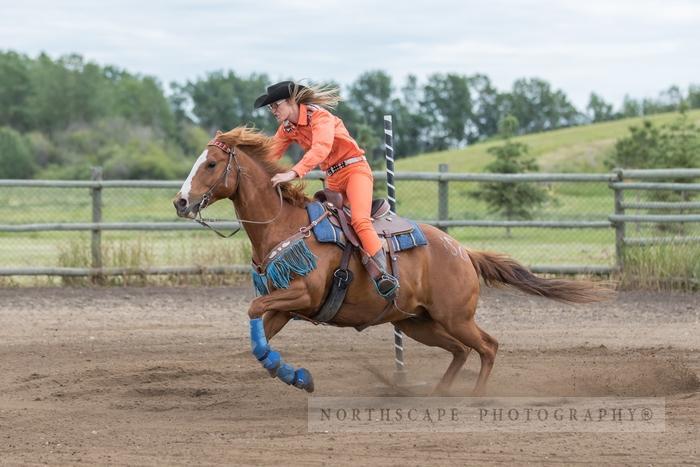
left=374, top=273, right=399, bottom=299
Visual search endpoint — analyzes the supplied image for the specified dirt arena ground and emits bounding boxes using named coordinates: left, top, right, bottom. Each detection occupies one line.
left=0, top=285, right=698, bottom=466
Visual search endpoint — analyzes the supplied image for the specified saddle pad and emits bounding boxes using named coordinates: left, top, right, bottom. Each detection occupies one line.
left=305, top=201, right=428, bottom=252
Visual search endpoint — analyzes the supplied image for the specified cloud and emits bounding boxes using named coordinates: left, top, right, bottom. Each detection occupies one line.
left=394, top=38, right=680, bottom=64
left=0, top=0, right=697, bottom=109
left=558, top=0, right=700, bottom=24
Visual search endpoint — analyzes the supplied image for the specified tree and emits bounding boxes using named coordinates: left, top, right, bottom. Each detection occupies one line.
left=392, top=74, right=431, bottom=157
left=658, top=85, right=684, bottom=112
left=621, top=95, right=642, bottom=117
left=421, top=73, right=474, bottom=149
left=502, top=78, right=580, bottom=133
left=688, top=84, right=700, bottom=109
left=345, top=70, right=395, bottom=160
left=606, top=112, right=699, bottom=214
left=470, top=116, right=548, bottom=236
left=658, top=110, right=700, bottom=169
left=467, top=73, right=503, bottom=140
left=586, top=93, right=614, bottom=122
left=334, top=82, right=369, bottom=151
left=0, top=127, right=36, bottom=178
left=184, top=71, right=272, bottom=134
left=110, top=73, right=176, bottom=136
left=0, top=51, right=33, bottom=130
left=655, top=110, right=700, bottom=213
left=25, top=54, right=116, bottom=133
left=606, top=120, right=663, bottom=169
left=634, top=85, right=686, bottom=116
left=6, top=50, right=700, bottom=182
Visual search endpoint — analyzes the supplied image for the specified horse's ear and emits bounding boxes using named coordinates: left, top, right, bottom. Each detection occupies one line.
left=215, top=130, right=223, bottom=137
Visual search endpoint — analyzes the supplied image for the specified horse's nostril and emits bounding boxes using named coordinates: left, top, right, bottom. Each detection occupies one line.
left=174, top=198, right=188, bottom=211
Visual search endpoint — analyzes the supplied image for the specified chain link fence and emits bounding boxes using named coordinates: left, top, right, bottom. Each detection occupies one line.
left=0, top=169, right=698, bottom=280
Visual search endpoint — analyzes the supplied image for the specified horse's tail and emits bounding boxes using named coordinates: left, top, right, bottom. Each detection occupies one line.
left=467, top=250, right=612, bottom=303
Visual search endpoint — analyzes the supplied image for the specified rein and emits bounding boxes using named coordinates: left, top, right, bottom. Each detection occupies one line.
left=192, top=140, right=284, bottom=238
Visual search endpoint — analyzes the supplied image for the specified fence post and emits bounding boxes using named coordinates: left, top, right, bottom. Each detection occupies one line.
left=438, top=164, right=449, bottom=232
left=91, top=167, right=103, bottom=282
left=612, top=169, right=625, bottom=271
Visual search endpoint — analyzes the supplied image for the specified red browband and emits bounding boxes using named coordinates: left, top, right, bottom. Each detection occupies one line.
left=207, top=139, right=233, bottom=154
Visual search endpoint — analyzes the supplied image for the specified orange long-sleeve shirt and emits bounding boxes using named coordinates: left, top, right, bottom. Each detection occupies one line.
left=271, top=104, right=365, bottom=178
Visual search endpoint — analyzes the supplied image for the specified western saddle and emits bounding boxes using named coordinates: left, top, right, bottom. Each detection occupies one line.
left=311, top=189, right=414, bottom=328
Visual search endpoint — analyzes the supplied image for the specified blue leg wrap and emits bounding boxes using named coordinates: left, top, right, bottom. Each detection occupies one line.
left=249, top=318, right=314, bottom=392
left=250, top=318, right=270, bottom=360
left=261, top=350, right=281, bottom=375
left=276, top=363, right=296, bottom=384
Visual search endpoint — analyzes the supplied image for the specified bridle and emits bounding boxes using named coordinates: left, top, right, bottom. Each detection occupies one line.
left=198, top=140, right=237, bottom=211
left=192, top=139, right=284, bottom=238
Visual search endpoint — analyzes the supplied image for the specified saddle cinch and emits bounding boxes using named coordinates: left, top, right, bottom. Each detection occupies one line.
left=307, top=189, right=428, bottom=329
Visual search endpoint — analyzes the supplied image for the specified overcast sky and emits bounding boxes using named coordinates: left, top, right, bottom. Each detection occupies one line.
left=1, top=0, right=698, bottom=110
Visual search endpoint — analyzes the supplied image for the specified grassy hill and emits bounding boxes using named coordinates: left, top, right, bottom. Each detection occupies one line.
left=395, top=110, right=700, bottom=173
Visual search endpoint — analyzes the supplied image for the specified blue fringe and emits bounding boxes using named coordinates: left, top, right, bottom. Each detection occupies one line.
left=267, top=239, right=317, bottom=289
left=251, top=269, right=269, bottom=296
left=250, top=239, right=317, bottom=295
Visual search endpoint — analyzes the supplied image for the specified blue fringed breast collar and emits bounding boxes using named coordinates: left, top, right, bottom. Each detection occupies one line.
left=250, top=210, right=329, bottom=296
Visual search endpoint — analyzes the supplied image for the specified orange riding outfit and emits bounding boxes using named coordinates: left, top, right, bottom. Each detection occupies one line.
left=271, top=104, right=383, bottom=256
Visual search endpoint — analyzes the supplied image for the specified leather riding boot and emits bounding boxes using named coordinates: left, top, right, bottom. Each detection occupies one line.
left=370, top=250, right=399, bottom=298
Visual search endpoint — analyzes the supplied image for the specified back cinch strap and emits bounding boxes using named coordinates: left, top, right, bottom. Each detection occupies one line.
left=313, top=243, right=355, bottom=323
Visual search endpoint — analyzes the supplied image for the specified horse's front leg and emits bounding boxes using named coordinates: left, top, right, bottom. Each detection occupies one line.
left=263, top=310, right=292, bottom=341
left=248, top=283, right=315, bottom=392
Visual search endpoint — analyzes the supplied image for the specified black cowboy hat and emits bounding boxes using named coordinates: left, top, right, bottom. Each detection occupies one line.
left=253, top=81, right=306, bottom=109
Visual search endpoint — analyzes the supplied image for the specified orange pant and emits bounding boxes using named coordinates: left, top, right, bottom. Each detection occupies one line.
left=325, top=163, right=383, bottom=256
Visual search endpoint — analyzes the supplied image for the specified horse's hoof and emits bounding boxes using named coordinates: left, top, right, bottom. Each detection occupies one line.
left=294, top=368, right=314, bottom=393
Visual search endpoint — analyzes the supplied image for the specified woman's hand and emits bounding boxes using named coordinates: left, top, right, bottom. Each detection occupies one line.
left=271, top=170, right=298, bottom=187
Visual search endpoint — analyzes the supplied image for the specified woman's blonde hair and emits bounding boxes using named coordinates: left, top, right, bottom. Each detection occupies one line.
left=290, top=81, right=342, bottom=110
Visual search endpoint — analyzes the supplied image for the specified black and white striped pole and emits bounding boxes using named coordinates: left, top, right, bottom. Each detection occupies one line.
left=384, top=115, right=407, bottom=385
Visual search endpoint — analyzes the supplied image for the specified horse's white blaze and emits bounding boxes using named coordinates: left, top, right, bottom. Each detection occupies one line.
left=180, top=150, right=208, bottom=202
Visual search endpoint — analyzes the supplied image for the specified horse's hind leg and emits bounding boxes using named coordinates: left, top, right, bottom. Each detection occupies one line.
left=396, top=318, right=471, bottom=395
left=442, top=318, right=498, bottom=396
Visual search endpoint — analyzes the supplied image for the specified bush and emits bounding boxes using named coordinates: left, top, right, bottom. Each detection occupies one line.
left=607, top=112, right=700, bottom=169
left=0, top=126, right=36, bottom=178
left=102, top=139, right=188, bottom=179
left=32, top=118, right=191, bottom=180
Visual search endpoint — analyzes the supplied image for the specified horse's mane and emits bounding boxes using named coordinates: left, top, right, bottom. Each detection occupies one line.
left=217, top=127, right=311, bottom=208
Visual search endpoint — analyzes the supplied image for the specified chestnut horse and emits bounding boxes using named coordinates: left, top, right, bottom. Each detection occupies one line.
left=173, top=127, right=607, bottom=395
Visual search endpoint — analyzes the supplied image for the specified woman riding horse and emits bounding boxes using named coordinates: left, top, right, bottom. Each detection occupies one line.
left=254, top=81, right=399, bottom=298
left=173, top=96, right=609, bottom=395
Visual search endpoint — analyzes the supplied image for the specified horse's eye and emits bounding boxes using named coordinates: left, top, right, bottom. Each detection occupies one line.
left=207, top=161, right=216, bottom=169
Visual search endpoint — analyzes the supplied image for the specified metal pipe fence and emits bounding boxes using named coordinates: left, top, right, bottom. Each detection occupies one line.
left=0, top=168, right=698, bottom=278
